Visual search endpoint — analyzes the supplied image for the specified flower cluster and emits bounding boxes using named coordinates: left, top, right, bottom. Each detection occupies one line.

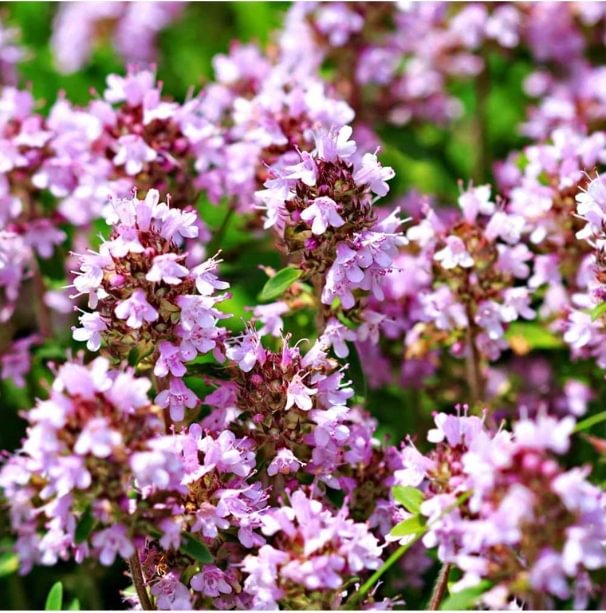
left=0, top=358, right=165, bottom=572
left=395, top=409, right=606, bottom=609
left=71, top=189, right=229, bottom=420
left=51, top=2, right=184, bottom=74
left=256, top=126, right=405, bottom=325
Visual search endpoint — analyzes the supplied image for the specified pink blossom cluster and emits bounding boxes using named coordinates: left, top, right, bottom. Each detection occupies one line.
left=71, top=189, right=229, bottom=421
left=394, top=410, right=606, bottom=608
left=51, top=2, right=184, bottom=74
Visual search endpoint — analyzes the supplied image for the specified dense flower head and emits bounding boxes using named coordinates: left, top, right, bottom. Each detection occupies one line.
left=256, top=125, right=405, bottom=325
left=0, top=358, right=163, bottom=572
left=394, top=408, right=606, bottom=608
left=71, top=188, right=229, bottom=419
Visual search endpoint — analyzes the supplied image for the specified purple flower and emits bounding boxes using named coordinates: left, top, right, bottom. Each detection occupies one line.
left=154, top=341, right=187, bottom=378
left=285, top=373, right=317, bottom=411
left=226, top=330, right=266, bottom=372
left=74, top=417, right=122, bottom=458
left=113, top=134, right=157, bottom=175
left=267, top=448, right=303, bottom=476
left=150, top=576, right=192, bottom=610
left=91, top=525, right=134, bottom=566
left=191, top=565, right=232, bottom=597
left=146, top=254, right=189, bottom=285
left=434, top=235, right=474, bottom=269
left=114, top=289, right=159, bottom=329
left=156, top=377, right=198, bottom=422
left=300, top=196, right=345, bottom=235
left=353, top=152, right=394, bottom=197
left=72, top=312, right=107, bottom=351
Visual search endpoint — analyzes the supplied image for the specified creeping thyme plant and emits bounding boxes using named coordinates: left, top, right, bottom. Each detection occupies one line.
left=2, top=2, right=606, bottom=610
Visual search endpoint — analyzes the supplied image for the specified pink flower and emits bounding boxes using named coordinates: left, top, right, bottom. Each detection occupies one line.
left=146, top=253, right=189, bottom=285
left=434, top=235, right=474, bottom=269
left=191, top=565, right=232, bottom=597
left=150, top=576, right=192, bottom=610
left=74, top=417, right=123, bottom=458
left=353, top=152, right=394, bottom=197
left=72, top=312, right=107, bottom=351
left=267, top=448, right=303, bottom=476
left=154, top=341, right=187, bottom=378
left=113, top=134, right=157, bottom=175
left=91, top=525, right=134, bottom=566
left=226, top=330, right=266, bottom=372
left=114, top=289, right=159, bottom=329
left=159, top=209, right=199, bottom=243
left=301, top=196, right=345, bottom=235
left=156, top=377, right=198, bottom=422
left=285, top=373, right=317, bottom=411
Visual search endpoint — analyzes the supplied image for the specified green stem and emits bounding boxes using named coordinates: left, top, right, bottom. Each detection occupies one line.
left=208, top=199, right=237, bottom=254
left=348, top=537, right=422, bottom=608
left=472, top=57, right=491, bottom=183
left=574, top=410, right=606, bottom=433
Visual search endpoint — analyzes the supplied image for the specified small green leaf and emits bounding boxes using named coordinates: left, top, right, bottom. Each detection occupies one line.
left=392, top=486, right=424, bottom=515
left=389, top=515, right=426, bottom=538
left=591, top=302, right=606, bottom=321
left=505, top=322, right=563, bottom=351
left=574, top=410, right=606, bottom=433
left=0, top=551, right=18, bottom=577
left=336, top=311, right=357, bottom=330
left=181, top=534, right=213, bottom=563
left=440, top=580, right=492, bottom=610
left=67, top=599, right=80, bottom=611
left=75, top=507, right=94, bottom=544
left=45, top=582, right=63, bottom=611
left=259, top=267, right=302, bottom=301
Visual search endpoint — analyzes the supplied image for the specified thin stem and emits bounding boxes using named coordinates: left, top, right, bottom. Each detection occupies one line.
left=311, top=274, right=326, bottom=333
left=208, top=199, right=237, bottom=254
left=32, top=260, right=52, bottom=338
left=428, top=562, right=451, bottom=610
left=464, top=303, right=484, bottom=405
left=128, top=553, right=154, bottom=611
left=348, top=537, right=422, bottom=608
left=574, top=409, right=606, bottom=433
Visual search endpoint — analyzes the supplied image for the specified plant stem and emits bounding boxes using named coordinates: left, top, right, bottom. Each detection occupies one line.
left=348, top=538, right=422, bottom=608
left=428, top=562, right=451, bottom=610
left=209, top=198, right=237, bottom=254
left=32, top=260, right=52, bottom=338
left=464, top=303, right=484, bottom=405
left=128, top=553, right=154, bottom=611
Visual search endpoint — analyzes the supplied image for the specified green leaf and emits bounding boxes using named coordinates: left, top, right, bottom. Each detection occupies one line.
left=389, top=515, right=426, bottom=538
left=392, top=486, right=424, bottom=515
left=67, top=599, right=80, bottom=611
left=181, top=534, right=213, bottom=564
left=45, top=582, right=63, bottom=611
left=505, top=322, right=563, bottom=351
left=591, top=302, right=606, bottom=321
left=75, top=507, right=94, bottom=544
left=440, top=580, right=492, bottom=610
left=574, top=410, right=606, bottom=433
left=259, top=267, right=302, bottom=301
left=0, top=551, right=18, bottom=577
